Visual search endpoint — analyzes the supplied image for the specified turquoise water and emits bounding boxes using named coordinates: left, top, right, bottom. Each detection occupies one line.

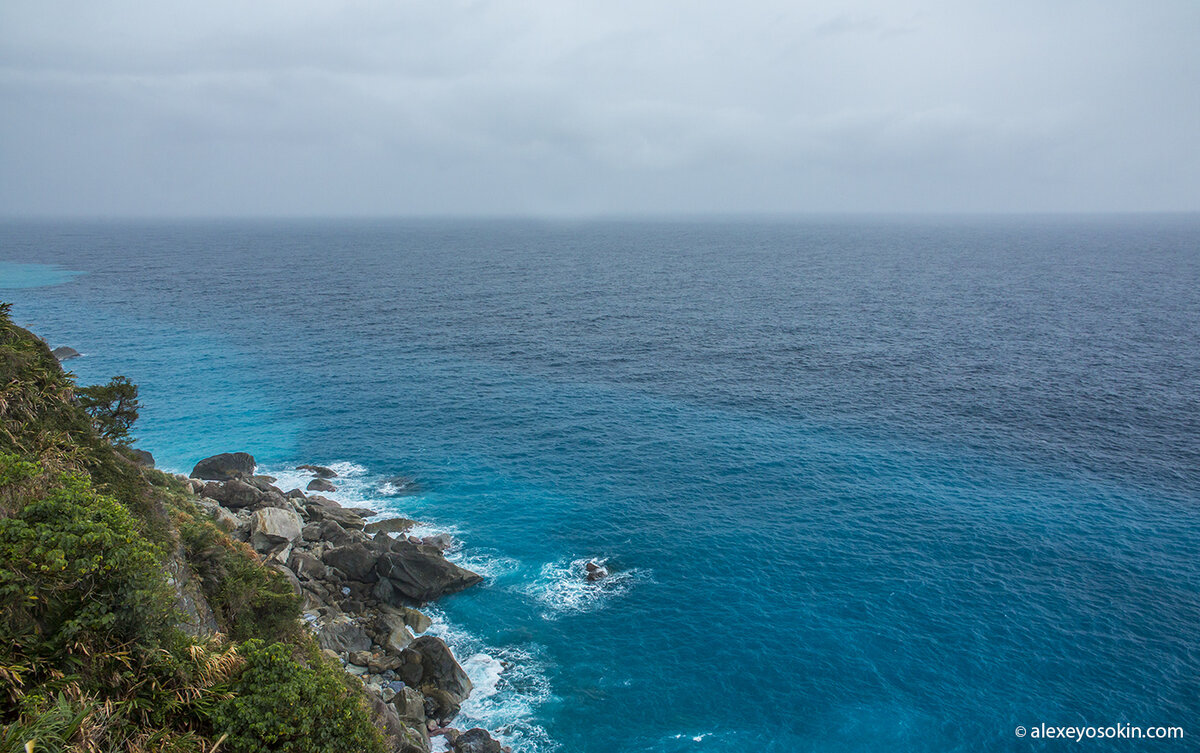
left=2, top=218, right=1197, bottom=752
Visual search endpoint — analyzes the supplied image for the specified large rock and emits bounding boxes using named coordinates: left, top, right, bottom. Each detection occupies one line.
left=288, top=550, right=327, bottom=580
left=307, top=478, right=337, bottom=493
left=408, top=635, right=472, bottom=703
left=451, top=728, right=503, bottom=753
left=249, top=507, right=303, bottom=555
left=204, top=478, right=263, bottom=509
left=51, top=346, right=80, bottom=361
left=365, top=517, right=418, bottom=535
left=316, top=616, right=372, bottom=653
left=373, top=539, right=483, bottom=604
left=191, top=452, right=256, bottom=481
left=322, top=543, right=380, bottom=582
left=307, top=504, right=368, bottom=530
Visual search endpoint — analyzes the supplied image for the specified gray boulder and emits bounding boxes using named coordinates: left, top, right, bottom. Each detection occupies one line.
left=288, top=550, right=327, bottom=580
left=373, top=539, right=483, bottom=604
left=307, top=478, right=337, bottom=493
left=408, top=635, right=472, bottom=703
left=51, top=346, right=80, bottom=361
left=204, top=478, right=263, bottom=509
left=249, top=507, right=303, bottom=555
left=451, top=728, right=503, bottom=753
left=365, top=517, right=418, bottom=535
left=316, top=616, right=372, bottom=653
left=322, top=543, right=380, bottom=582
left=191, top=452, right=256, bottom=481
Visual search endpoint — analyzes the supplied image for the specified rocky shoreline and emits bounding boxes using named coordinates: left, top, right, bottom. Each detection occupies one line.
left=180, top=452, right=508, bottom=753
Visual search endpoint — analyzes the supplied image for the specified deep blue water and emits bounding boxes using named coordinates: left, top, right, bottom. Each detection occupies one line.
left=2, top=217, right=1198, bottom=752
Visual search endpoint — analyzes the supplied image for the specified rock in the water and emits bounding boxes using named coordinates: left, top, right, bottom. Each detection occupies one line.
left=307, top=478, right=337, bottom=492
left=585, top=561, right=609, bottom=581
left=298, top=464, right=338, bottom=478
left=127, top=448, right=155, bottom=467
left=408, top=635, right=472, bottom=703
left=420, top=533, right=455, bottom=551
left=316, top=615, right=372, bottom=653
left=452, top=728, right=504, bottom=753
left=322, top=543, right=380, bottom=582
left=402, top=607, right=433, bottom=634
left=373, top=539, right=483, bottom=604
left=51, top=346, right=80, bottom=361
left=249, top=507, right=303, bottom=556
left=191, top=452, right=256, bottom=481
left=364, top=517, right=418, bottom=535
left=423, top=687, right=461, bottom=722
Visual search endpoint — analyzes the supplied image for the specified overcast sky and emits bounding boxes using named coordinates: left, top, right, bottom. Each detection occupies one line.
left=2, top=1, right=1198, bottom=216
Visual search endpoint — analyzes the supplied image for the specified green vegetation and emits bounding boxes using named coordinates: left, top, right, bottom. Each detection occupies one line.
left=211, top=641, right=383, bottom=753
left=77, top=376, right=140, bottom=447
left=0, top=303, right=386, bottom=753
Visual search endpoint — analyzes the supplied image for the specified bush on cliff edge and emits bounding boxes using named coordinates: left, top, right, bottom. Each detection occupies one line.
left=0, top=303, right=386, bottom=752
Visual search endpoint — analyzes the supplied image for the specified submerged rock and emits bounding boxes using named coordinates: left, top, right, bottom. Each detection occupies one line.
left=383, top=475, right=422, bottom=495
left=191, top=452, right=256, bottom=481
left=585, top=561, right=609, bottom=581
left=51, top=346, right=80, bottom=361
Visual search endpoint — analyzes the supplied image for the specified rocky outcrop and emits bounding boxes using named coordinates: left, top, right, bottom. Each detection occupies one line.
left=374, top=539, right=483, bottom=604
left=50, top=346, right=80, bottom=361
left=191, top=452, right=256, bottom=481
left=187, top=465, right=501, bottom=751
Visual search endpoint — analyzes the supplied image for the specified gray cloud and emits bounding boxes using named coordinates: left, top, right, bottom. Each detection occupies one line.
left=1, top=0, right=1197, bottom=215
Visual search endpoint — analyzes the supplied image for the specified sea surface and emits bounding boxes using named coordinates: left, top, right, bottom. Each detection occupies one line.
left=2, top=217, right=1198, bottom=752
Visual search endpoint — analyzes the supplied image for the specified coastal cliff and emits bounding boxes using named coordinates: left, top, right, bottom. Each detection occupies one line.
left=0, top=304, right=505, bottom=753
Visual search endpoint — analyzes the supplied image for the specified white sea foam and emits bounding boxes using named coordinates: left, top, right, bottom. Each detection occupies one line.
left=424, top=607, right=559, bottom=753
left=525, top=556, right=643, bottom=619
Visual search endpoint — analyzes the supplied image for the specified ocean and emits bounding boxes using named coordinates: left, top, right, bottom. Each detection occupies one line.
left=2, top=216, right=1197, bottom=752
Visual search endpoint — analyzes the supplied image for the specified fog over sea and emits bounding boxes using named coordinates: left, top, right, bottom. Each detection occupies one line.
left=3, top=217, right=1198, bottom=752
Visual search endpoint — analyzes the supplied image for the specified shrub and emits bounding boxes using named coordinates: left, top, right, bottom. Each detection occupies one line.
left=0, top=455, right=173, bottom=707
left=210, top=640, right=386, bottom=753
